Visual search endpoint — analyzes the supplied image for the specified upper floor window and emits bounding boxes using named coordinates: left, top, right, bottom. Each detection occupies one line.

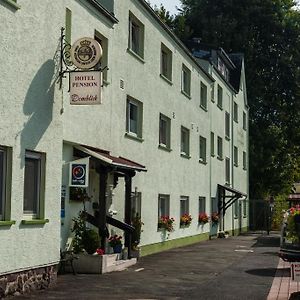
left=200, top=82, right=207, bottom=110
left=234, top=146, right=238, bottom=167
left=23, top=151, right=45, bottom=218
left=181, top=126, right=190, bottom=157
left=126, top=96, right=143, bottom=139
left=95, top=30, right=108, bottom=81
left=199, top=136, right=207, bottom=164
left=181, top=64, right=191, bottom=97
left=129, top=12, right=144, bottom=59
left=217, top=85, right=223, bottom=109
left=225, top=157, right=230, bottom=184
left=159, top=113, right=171, bottom=150
left=243, top=151, right=247, bottom=170
left=217, top=57, right=229, bottom=81
left=234, top=102, right=238, bottom=123
left=160, top=43, right=172, bottom=82
left=225, top=112, right=230, bottom=139
left=243, top=111, right=247, bottom=130
left=217, top=136, right=223, bottom=160
left=211, top=84, right=215, bottom=102
left=210, top=132, right=215, bottom=157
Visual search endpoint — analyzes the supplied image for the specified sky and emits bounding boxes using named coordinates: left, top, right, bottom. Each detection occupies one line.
left=148, top=0, right=182, bottom=15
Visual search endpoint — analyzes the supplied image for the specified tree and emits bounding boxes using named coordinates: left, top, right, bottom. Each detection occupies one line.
left=178, top=0, right=300, bottom=198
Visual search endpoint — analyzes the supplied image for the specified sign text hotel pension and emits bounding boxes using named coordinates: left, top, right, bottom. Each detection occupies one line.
left=70, top=37, right=103, bottom=105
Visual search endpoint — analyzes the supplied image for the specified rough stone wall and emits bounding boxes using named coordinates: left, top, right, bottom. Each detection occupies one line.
left=0, top=265, right=57, bottom=298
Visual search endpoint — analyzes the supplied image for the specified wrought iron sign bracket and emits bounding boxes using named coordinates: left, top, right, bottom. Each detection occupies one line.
left=58, top=27, right=106, bottom=87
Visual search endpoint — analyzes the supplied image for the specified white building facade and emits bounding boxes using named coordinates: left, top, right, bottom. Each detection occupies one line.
left=0, top=0, right=248, bottom=296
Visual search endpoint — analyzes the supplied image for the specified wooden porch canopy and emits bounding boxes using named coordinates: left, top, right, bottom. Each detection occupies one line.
left=218, top=184, right=247, bottom=231
left=73, top=144, right=146, bottom=258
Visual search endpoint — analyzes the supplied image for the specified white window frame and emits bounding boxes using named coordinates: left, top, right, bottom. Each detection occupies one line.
left=200, top=82, right=207, bottom=110
left=23, top=151, right=45, bottom=218
left=225, top=112, right=230, bottom=139
left=158, top=194, right=170, bottom=220
left=180, top=196, right=189, bottom=216
left=243, top=111, right=247, bottom=130
left=217, top=136, right=223, bottom=159
left=129, top=12, right=144, bottom=59
left=211, top=132, right=215, bottom=157
left=225, top=157, right=230, bottom=184
left=180, top=126, right=190, bottom=157
left=234, top=146, right=239, bottom=167
left=211, top=83, right=215, bottom=102
left=0, top=148, right=6, bottom=220
left=234, top=102, right=238, bottom=123
left=199, top=136, right=207, bottom=163
left=160, top=43, right=172, bottom=81
left=126, top=96, right=143, bottom=138
left=159, top=113, right=171, bottom=149
left=181, top=64, right=191, bottom=97
left=243, top=151, right=247, bottom=170
left=217, top=84, right=223, bottom=109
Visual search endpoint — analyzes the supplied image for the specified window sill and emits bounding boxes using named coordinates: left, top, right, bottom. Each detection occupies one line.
left=0, top=220, right=16, bottom=226
left=211, top=154, right=215, bottom=157
left=217, top=104, right=223, bottom=110
left=200, top=105, right=208, bottom=112
left=160, top=74, right=173, bottom=85
left=234, top=119, right=238, bottom=123
left=158, top=144, right=172, bottom=152
left=243, top=167, right=247, bottom=171
left=217, top=156, right=224, bottom=161
left=199, top=159, right=207, bottom=165
left=234, top=164, right=239, bottom=167
left=225, top=136, right=230, bottom=141
left=127, top=48, right=145, bottom=64
left=181, top=90, right=191, bottom=99
left=3, top=0, right=20, bottom=10
left=180, top=153, right=191, bottom=159
left=21, top=219, right=49, bottom=225
left=125, top=132, right=144, bottom=143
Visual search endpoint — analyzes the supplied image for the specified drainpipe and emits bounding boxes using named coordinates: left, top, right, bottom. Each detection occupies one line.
left=231, top=93, right=235, bottom=235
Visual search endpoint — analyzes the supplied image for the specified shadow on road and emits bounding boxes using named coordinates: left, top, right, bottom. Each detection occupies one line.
left=245, top=267, right=289, bottom=277
left=252, top=235, right=280, bottom=248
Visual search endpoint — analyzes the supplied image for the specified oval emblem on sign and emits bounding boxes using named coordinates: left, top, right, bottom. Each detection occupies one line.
left=70, top=37, right=103, bottom=69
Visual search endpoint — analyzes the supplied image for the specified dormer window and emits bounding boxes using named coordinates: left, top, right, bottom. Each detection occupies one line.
left=217, top=57, right=229, bottom=81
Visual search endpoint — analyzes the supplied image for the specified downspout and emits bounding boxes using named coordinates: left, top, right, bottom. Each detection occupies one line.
left=231, top=93, right=235, bottom=235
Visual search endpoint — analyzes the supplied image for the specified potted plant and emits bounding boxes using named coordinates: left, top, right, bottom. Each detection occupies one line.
left=211, top=212, right=219, bottom=225
left=158, top=216, right=175, bottom=232
left=198, top=212, right=209, bottom=224
left=180, top=213, right=192, bottom=227
left=108, top=235, right=123, bottom=253
left=286, top=207, right=300, bottom=243
left=131, top=214, right=144, bottom=258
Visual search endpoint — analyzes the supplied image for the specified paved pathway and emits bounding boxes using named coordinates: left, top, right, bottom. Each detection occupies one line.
left=15, top=232, right=283, bottom=300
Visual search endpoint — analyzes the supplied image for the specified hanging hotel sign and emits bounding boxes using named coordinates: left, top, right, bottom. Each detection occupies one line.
left=70, top=37, right=102, bottom=69
left=69, top=157, right=89, bottom=187
left=70, top=71, right=102, bottom=105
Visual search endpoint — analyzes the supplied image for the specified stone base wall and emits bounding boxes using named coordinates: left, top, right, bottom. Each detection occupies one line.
left=0, top=265, right=57, bottom=298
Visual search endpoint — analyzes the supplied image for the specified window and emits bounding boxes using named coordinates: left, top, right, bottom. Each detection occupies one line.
left=181, top=126, right=190, bottom=157
left=181, top=64, right=191, bottom=97
left=217, top=136, right=223, bottom=159
left=234, top=200, right=239, bottom=218
left=211, top=84, right=215, bottom=102
left=131, top=191, right=141, bottom=218
left=200, top=82, right=207, bottom=110
left=225, top=157, right=230, bottom=184
left=129, top=12, right=144, bottom=59
left=211, top=132, right=215, bottom=156
left=217, top=57, right=229, bottom=81
left=180, top=196, right=189, bottom=219
left=199, top=136, right=207, bottom=163
left=160, top=43, right=172, bottom=81
left=211, top=197, right=218, bottom=214
left=243, top=112, right=247, bottom=130
left=126, top=96, right=143, bottom=139
left=199, top=197, right=206, bottom=213
left=159, top=114, right=171, bottom=149
left=23, top=151, right=45, bottom=218
left=65, top=8, right=72, bottom=45
left=3, top=0, right=20, bottom=9
left=243, top=200, right=247, bottom=217
left=243, top=151, right=247, bottom=170
left=95, top=30, right=108, bottom=81
left=234, top=146, right=238, bottom=167
left=225, top=112, right=230, bottom=139
left=217, top=85, right=223, bottom=109
left=0, top=149, right=4, bottom=220
left=158, top=194, right=170, bottom=221
left=234, top=102, right=238, bottom=122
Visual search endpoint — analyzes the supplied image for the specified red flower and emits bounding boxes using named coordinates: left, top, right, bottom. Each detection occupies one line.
left=96, top=248, right=105, bottom=255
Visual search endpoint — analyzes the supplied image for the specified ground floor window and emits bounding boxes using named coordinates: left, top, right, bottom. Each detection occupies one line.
left=211, top=197, right=218, bottom=214
left=131, top=190, right=141, bottom=218
left=23, top=151, right=45, bottom=218
left=0, top=148, right=6, bottom=220
left=199, top=196, right=206, bottom=213
left=158, top=194, right=170, bottom=219
left=243, top=199, right=247, bottom=217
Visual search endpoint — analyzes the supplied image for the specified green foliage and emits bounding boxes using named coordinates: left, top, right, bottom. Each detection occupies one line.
left=131, top=214, right=144, bottom=249
left=71, top=211, right=100, bottom=254
left=272, top=194, right=289, bottom=230
left=176, top=0, right=300, bottom=198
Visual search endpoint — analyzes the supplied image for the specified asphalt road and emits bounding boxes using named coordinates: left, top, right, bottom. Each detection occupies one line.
left=15, top=232, right=280, bottom=300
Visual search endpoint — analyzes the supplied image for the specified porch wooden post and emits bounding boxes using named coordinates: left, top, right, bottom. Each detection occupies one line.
left=97, top=166, right=108, bottom=251
left=125, top=172, right=134, bottom=258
